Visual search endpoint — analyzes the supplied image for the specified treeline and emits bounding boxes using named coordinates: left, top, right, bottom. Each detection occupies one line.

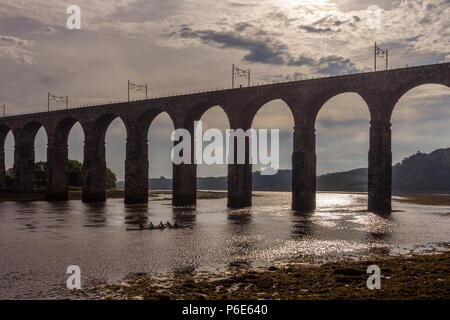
left=141, top=171, right=294, bottom=191
left=316, top=148, right=450, bottom=193
left=3, top=160, right=117, bottom=190
left=132, top=148, right=450, bottom=193
left=392, top=149, right=450, bottom=192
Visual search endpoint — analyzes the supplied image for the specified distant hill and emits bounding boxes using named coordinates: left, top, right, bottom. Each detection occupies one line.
left=318, top=148, right=450, bottom=193
left=317, top=168, right=368, bottom=192
left=392, top=148, right=450, bottom=192
left=115, top=148, right=450, bottom=193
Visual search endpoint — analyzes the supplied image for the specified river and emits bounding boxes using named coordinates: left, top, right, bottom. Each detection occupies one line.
left=0, top=192, right=449, bottom=299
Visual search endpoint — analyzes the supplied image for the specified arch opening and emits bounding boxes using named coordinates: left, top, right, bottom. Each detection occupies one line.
left=147, top=112, right=175, bottom=192
left=197, top=105, right=230, bottom=185
left=33, top=126, right=48, bottom=190
left=251, top=99, right=294, bottom=188
left=104, top=117, right=127, bottom=191
left=315, top=92, right=370, bottom=196
left=67, top=121, right=85, bottom=190
left=1, top=128, right=14, bottom=190
left=391, top=83, right=450, bottom=195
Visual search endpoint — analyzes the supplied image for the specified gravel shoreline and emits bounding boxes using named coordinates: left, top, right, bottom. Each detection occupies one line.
left=76, top=250, right=450, bottom=300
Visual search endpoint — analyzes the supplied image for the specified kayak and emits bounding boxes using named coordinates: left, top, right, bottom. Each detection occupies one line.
left=126, top=225, right=193, bottom=231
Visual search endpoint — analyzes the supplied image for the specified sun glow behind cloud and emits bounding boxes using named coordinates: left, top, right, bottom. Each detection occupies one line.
left=276, top=0, right=339, bottom=17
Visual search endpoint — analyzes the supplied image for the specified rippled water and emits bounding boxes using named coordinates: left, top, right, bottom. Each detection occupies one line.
left=0, top=192, right=449, bottom=299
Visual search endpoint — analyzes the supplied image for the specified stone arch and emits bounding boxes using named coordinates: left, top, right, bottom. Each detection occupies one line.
left=251, top=99, right=295, bottom=172
left=122, top=106, right=176, bottom=205
left=390, top=82, right=450, bottom=120
left=147, top=111, right=175, bottom=180
left=314, top=91, right=370, bottom=124
left=11, top=121, right=47, bottom=193
left=138, top=107, right=174, bottom=138
left=104, top=116, right=127, bottom=188
left=86, top=113, right=128, bottom=142
left=197, top=105, right=231, bottom=179
left=54, top=116, right=85, bottom=146
left=0, top=124, right=11, bottom=141
left=20, top=121, right=48, bottom=165
left=0, top=125, right=13, bottom=189
left=0, top=124, right=12, bottom=152
left=81, top=113, right=127, bottom=202
left=184, top=102, right=231, bottom=129
left=248, top=97, right=295, bottom=129
left=21, top=121, right=47, bottom=145
left=315, top=92, right=370, bottom=195
left=390, top=83, right=450, bottom=174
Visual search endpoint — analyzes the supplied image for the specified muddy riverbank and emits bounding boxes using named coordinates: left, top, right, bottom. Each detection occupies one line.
left=78, top=250, right=450, bottom=300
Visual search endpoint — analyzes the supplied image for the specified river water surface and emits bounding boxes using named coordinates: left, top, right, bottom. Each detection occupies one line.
left=0, top=192, right=449, bottom=299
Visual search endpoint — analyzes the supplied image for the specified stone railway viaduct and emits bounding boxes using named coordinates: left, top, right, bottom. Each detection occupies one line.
left=0, top=63, right=449, bottom=213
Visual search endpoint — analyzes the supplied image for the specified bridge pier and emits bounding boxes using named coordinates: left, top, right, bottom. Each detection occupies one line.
left=292, top=125, right=316, bottom=212
left=0, top=128, right=7, bottom=189
left=125, top=137, right=149, bottom=204
left=0, top=134, right=5, bottom=189
left=227, top=127, right=252, bottom=208
left=0, top=147, right=5, bottom=189
left=172, top=123, right=197, bottom=206
left=45, top=140, right=69, bottom=201
left=172, top=163, right=197, bottom=206
left=13, top=134, right=36, bottom=193
left=368, top=120, right=392, bottom=213
left=82, top=138, right=106, bottom=202
left=227, top=163, right=252, bottom=208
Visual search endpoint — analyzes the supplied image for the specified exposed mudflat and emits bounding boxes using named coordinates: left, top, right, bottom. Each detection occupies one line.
left=79, top=249, right=450, bottom=300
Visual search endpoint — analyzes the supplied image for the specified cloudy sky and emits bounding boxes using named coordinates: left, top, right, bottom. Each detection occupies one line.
left=1, top=0, right=449, bottom=180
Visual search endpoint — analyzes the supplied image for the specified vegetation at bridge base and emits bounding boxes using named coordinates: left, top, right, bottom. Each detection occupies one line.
left=105, top=167, right=117, bottom=190
left=2, top=159, right=117, bottom=192
left=69, top=160, right=83, bottom=187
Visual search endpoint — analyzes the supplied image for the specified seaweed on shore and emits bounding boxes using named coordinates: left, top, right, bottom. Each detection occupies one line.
left=78, top=250, right=450, bottom=300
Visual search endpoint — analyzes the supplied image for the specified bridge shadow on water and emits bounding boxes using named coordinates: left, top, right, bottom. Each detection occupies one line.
left=225, top=208, right=254, bottom=271
left=172, top=206, right=197, bottom=226
left=82, top=202, right=108, bottom=227
left=123, top=202, right=149, bottom=225
left=290, top=211, right=315, bottom=240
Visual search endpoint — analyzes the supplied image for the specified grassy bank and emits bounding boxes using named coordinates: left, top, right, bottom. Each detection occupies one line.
left=2, top=190, right=450, bottom=206
left=0, top=188, right=124, bottom=202
left=79, top=250, right=450, bottom=300
left=393, top=194, right=450, bottom=206
left=0, top=189, right=229, bottom=202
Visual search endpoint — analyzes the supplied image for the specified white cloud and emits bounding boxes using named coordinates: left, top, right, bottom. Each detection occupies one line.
left=0, top=0, right=449, bottom=177
left=0, top=35, right=34, bottom=64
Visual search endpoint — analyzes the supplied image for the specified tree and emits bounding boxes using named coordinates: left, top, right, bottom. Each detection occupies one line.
left=28, top=160, right=117, bottom=190
left=106, top=168, right=117, bottom=190
left=4, top=174, right=13, bottom=189
left=68, top=160, right=83, bottom=186
left=35, top=161, right=47, bottom=188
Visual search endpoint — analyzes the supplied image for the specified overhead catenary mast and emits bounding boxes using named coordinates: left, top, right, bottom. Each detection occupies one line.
left=48, top=92, right=69, bottom=111
left=128, top=80, right=148, bottom=101
left=232, top=64, right=251, bottom=88
left=374, top=42, right=389, bottom=71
